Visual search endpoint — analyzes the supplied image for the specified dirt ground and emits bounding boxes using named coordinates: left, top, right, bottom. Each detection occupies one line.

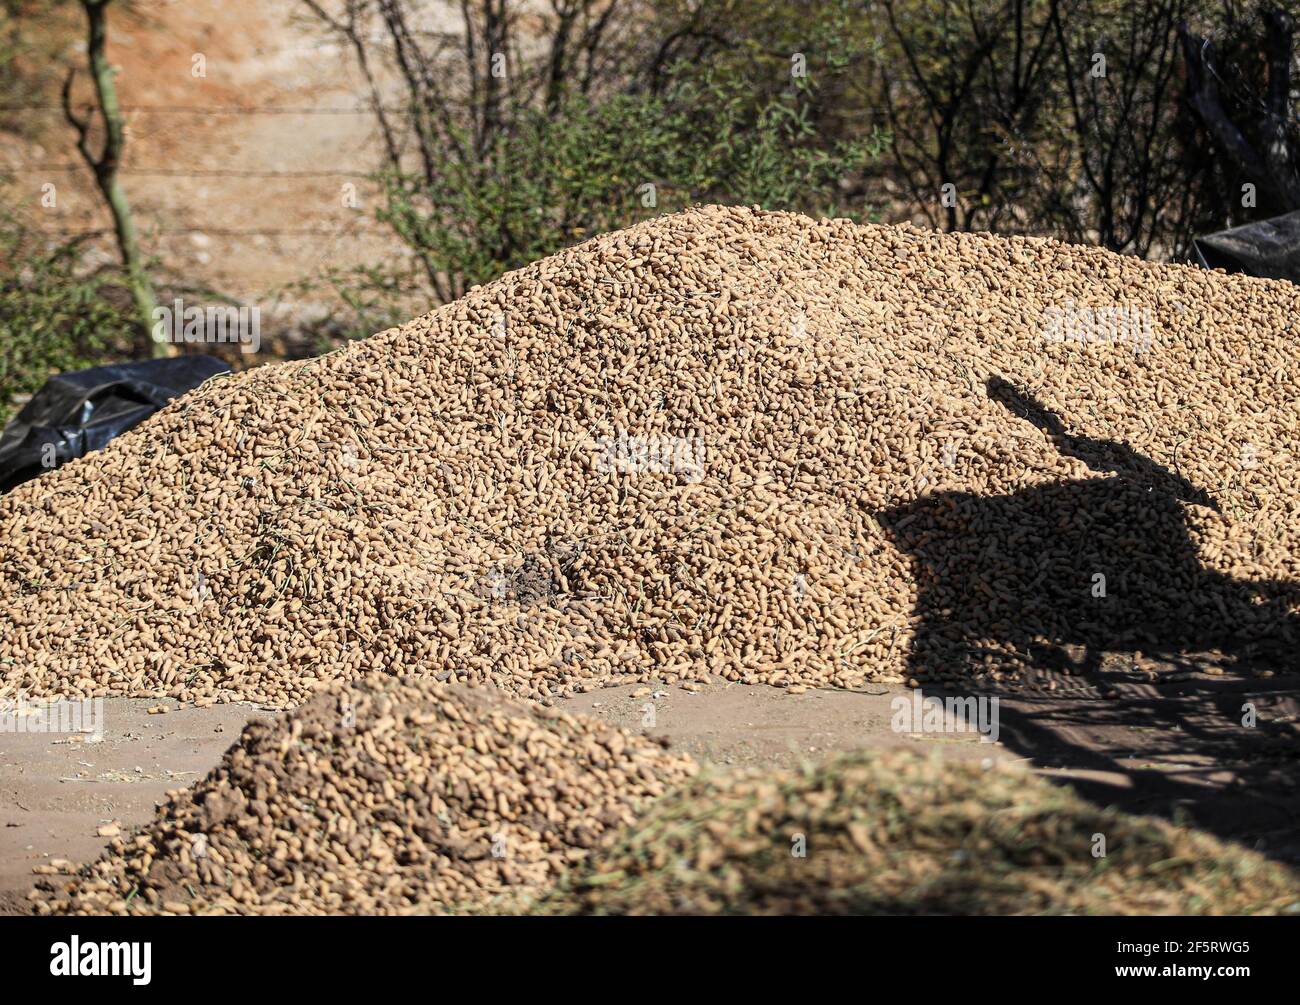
left=3, top=660, right=1296, bottom=915
left=0, top=700, right=269, bottom=915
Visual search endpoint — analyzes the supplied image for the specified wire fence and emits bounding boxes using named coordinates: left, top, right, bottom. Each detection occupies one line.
left=0, top=103, right=405, bottom=114
left=39, top=227, right=383, bottom=238
left=7, top=165, right=374, bottom=177
left=2, top=103, right=393, bottom=239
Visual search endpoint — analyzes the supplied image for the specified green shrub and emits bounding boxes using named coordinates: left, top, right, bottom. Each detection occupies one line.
left=370, top=77, right=885, bottom=307
left=0, top=223, right=138, bottom=427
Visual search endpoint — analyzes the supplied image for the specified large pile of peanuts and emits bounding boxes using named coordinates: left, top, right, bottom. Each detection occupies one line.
left=31, top=677, right=695, bottom=915
left=534, top=751, right=1300, bottom=916
left=2, top=205, right=1298, bottom=706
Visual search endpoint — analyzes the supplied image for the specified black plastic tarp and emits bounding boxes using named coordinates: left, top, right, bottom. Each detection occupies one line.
left=0, top=356, right=230, bottom=493
left=1193, top=210, right=1300, bottom=281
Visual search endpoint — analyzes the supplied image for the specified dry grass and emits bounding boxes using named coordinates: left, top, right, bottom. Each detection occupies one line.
left=534, top=751, right=1300, bottom=915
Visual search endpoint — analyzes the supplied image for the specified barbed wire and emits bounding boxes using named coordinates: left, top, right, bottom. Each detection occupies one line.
left=4, top=164, right=376, bottom=177
left=39, top=226, right=386, bottom=237
left=0, top=103, right=406, bottom=115
left=2, top=104, right=396, bottom=241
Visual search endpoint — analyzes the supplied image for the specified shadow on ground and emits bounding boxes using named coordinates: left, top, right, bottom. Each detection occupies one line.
left=992, top=668, right=1300, bottom=864
left=877, top=377, right=1300, bottom=863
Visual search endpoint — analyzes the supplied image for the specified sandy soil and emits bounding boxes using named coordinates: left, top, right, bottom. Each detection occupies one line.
left=564, top=679, right=1011, bottom=769
left=0, top=700, right=269, bottom=914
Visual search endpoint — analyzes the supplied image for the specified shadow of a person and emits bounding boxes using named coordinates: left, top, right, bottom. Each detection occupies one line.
left=877, top=377, right=1294, bottom=682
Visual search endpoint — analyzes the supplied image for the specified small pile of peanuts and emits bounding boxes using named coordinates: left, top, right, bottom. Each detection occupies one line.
left=31, top=677, right=696, bottom=915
